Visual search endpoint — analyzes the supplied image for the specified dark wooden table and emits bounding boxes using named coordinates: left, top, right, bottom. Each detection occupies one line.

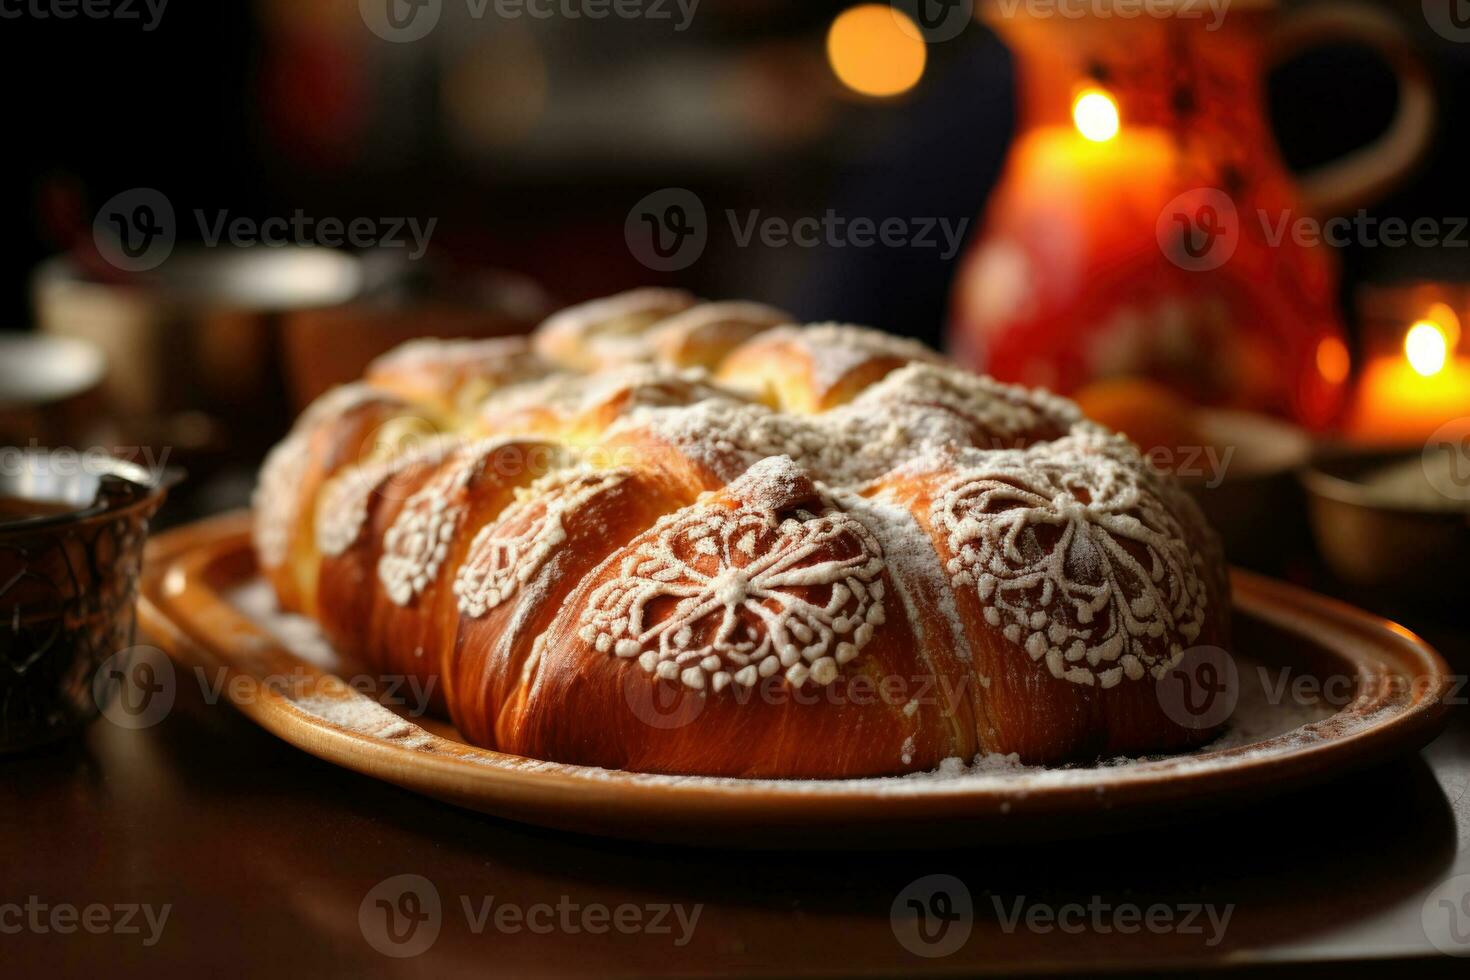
left=4, top=595, right=1468, bottom=977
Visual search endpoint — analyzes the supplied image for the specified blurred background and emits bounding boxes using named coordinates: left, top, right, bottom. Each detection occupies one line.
left=4, top=0, right=1470, bottom=594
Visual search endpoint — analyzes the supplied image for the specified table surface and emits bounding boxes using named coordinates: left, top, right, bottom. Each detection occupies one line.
left=4, top=581, right=1468, bottom=978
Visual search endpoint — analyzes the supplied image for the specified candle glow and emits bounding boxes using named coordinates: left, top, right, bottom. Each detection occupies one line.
left=1348, top=307, right=1470, bottom=442
left=1405, top=320, right=1449, bottom=378
left=1072, top=89, right=1120, bottom=143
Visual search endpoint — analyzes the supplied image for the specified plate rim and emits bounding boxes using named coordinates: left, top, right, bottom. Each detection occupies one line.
left=138, top=512, right=1455, bottom=840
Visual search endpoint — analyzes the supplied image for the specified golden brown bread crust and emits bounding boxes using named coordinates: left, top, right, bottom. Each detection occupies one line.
left=502, top=461, right=979, bottom=777
left=715, top=323, right=946, bottom=412
left=252, top=384, right=419, bottom=614
left=253, top=289, right=1232, bottom=777
left=365, top=336, right=550, bottom=415
left=451, top=465, right=696, bottom=749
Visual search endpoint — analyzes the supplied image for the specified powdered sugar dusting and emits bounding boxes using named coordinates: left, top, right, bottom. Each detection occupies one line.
left=834, top=488, right=973, bottom=665
left=292, top=694, right=441, bottom=749
left=610, top=361, right=1086, bottom=489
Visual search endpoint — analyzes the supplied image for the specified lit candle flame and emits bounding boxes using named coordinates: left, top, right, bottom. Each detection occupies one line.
left=1072, top=89, right=1120, bottom=143
left=1405, top=320, right=1449, bottom=378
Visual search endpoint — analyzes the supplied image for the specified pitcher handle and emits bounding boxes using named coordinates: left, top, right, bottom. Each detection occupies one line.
left=1270, top=3, right=1436, bottom=218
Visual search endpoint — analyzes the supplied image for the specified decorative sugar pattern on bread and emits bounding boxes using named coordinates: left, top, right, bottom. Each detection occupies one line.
left=454, top=467, right=635, bottom=618
left=931, top=432, right=1209, bottom=688
left=576, top=457, right=886, bottom=693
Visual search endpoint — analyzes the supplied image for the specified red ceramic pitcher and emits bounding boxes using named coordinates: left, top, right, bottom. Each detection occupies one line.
left=948, top=1, right=1435, bottom=429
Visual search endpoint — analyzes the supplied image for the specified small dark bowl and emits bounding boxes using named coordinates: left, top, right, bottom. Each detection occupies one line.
left=0, top=451, right=174, bottom=751
left=1300, top=447, right=1470, bottom=599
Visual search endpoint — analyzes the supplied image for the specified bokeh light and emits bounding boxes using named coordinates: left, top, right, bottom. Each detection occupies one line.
left=1315, top=336, right=1350, bottom=385
left=826, top=5, right=926, bottom=98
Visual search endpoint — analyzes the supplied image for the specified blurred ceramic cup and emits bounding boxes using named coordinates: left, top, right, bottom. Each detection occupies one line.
left=0, top=333, right=107, bottom=448
left=31, top=247, right=370, bottom=454
left=0, top=450, right=174, bottom=751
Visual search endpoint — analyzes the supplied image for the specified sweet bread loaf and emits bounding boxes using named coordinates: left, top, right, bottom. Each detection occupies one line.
left=253, top=291, right=1230, bottom=777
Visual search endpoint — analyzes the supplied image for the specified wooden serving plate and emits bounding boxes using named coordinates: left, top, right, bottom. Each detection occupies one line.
left=138, top=513, right=1453, bottom=848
